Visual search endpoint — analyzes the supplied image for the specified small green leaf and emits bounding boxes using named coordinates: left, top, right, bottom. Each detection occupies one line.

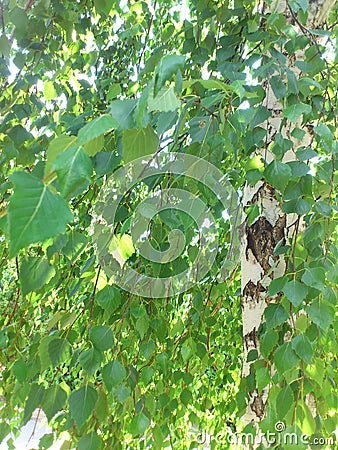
left=78, top=432, right=103, bottom=450
left=45, top=135, right=77, bottom=176
left=154, top=54, right=185, bottom=94
left=8, top=172, right=73, bottom=257
left=274, top=342, right=299, bottom=374
left=264, top=160, right=292, bottom=192
left=264, top=303, right=288, bottom=329
left=129, top=412, right=150, bottom=436
left=96, top=285, right=121, bottom=314
left=20, top=257, right=56, bottom=295
left=306, top=300, right=334, bottom=331
left=282, top=280, right=308, bottom=306
left=256, top=366, right=270, bottom=392
left=89, top=325, right=114, bottom=352
left=302, top=267, right=325, bottom=290
left=260, top=330, right=278, bottom=358
left=291, top=334, right=313, bottom=364
left=102, top=360, right=127, bottom=390
left=77, top=114, right=118, bottom=146
left=79, top=348, right=103, bottom=377
left=148, top=86, right=181, bottom=112
left=276, top=385, right=294, bottom=419
left=69, top=385, right=98, bottom=429
left=122, top=125, right=159, bottom=162
left=48, top=338, right=72, bottom=367
left=270, top=75, right=286, bottom=98
left=12, top=358, right=27, bottom=383
left=284, top=103, right=311, bottom=122
left=53, top=146, right=92, bottom=199
left=43, top=81, right=57, bottom=101
left=41, top=385, right=67, bottom=421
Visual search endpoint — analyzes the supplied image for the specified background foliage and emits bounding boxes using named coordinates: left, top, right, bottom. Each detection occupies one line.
left=0, top=0, right=337, bottom=448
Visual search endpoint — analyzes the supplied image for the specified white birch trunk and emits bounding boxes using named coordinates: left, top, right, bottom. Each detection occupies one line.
left=241, top=0, right=335, bottom=435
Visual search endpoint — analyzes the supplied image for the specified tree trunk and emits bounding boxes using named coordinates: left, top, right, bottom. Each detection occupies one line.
left=241, top=0, right=335, bottom=436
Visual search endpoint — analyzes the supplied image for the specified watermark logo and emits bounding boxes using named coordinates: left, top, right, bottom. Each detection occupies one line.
left=91, top=153, right=241, bottom=297
left=194, top=422, right=336, bottom=447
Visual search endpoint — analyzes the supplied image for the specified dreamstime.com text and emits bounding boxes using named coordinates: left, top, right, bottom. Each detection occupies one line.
left=194, top=422, right=336, bottom=447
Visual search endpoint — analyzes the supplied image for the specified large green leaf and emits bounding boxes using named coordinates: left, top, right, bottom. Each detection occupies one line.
left=45, top=135, right=77, bottom=176
left=41, top=385, right=67, bottom=421
left=8, top=172, right=73, bottom=257
left=122, top=125, right=159, bottom=162
left=284, top=103, right=311, bottom=122
left=20, top=257, right=55, bottom=295
left=154, top=54, right=185, bottom=94
left=53, top=145, right=92, bottom=199
left=95, top=285, right=121, bottom=314
left=48, top=338, right=73, bottom=367
left=264, top=160, right=292, bottom=192
left=148, top=86, right=181, bottom=112
left=273, top=342, right=299, bottom=374
left=89, top=325, right=114, bottom=352
left=77, top=114, right=118, bottom=146
left=102, top=360, right=127, bottom=390
left=291, top=334, right=313, bottom=364
left=282, top=280, right=308, bottom=306
left=264, top=303, right=288, bottom=329
left=69, top=385, right=98, bottom=429
left=78, top=432, right=103, bottom=450
left=79, top=348, right=103, bottom=377
left=306, top=299, right=334, bottom=331
left=276, top=385, right=294, bottom=419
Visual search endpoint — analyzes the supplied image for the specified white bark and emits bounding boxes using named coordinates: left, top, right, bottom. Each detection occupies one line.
left=241, top=0, right=335, bottom=435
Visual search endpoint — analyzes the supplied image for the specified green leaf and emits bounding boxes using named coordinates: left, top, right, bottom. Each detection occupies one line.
left=43, top=80, right=56, bottom=101
left=284, top=103, right=311, bottom=122
left=78, top=432, right=103, bottom=450
left=306, top=299, right=334, bottom=331
left=270, top=75, right=286, bottom=98
left=260, top=330, right=278, bottom=358
left=8, top=172, right=73, bottom=257
left=69, top=385, right=98, bottom=429
left=154, top=54, right=185, bottom=95
left=20, top=257, right=56, bottom=295
left=274, top=343, right=299, bottom=374
left=89, top=325, right=114, bottom=352
left=276, top=385, right=294, bottom=419
left=256, top=366, right=270, bottom=392
left=12, top=358, right=27, bottom=382
left=23, top=383, right=45, bottom=425
left=264, top=160, right=292, bottom=192
left=45, top=135, right=77, bottom=176
left=79, top=348, right=103, bottom=377
left=268, top=277, right=287, bottom=296
left=48, top=338, right=73, bottom=367
left=302, top=267, right=325, bottom=290
left=0, top=35, right=11, bottom=57
left=291, top=334, right=313, bottom=364
left=129, top=412, right=150, bottom=436
left=53, top=145, right=92, bottom=199
left=102, top=360, right=127, bottom=390
left=282, top=280, right=308, bottom=306
left=148, top=86, right=181, bottom=112
left=41, top=385, right=67, bottom=421
left=122, top=125, right=159, bottom=163
left=96, top=285, right=121, bottom=314
left=110, top=99, right=138, bottom=130
left=77, top=114, right=118, bottom=146
left=264, top=303, right=288, bottom=329
left=83, top=134, right=105, bottom=156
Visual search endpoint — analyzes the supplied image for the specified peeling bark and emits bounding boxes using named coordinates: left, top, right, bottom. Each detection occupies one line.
left=240, top=0, right=335, bottom=439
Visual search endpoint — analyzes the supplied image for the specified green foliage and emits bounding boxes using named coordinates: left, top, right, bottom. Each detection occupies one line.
left=0, top=0, right=337, bottom=449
